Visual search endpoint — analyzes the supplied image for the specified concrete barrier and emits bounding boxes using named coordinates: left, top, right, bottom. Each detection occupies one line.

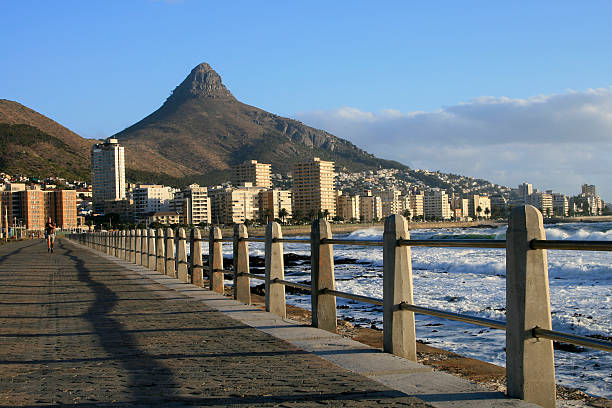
left=311, top=218, right=337, bottom=333
left=233, top=224, right=250, bottom=304
left=209, top=226, right=223, bottom=293
left=265, top=222, right=285, bottom=318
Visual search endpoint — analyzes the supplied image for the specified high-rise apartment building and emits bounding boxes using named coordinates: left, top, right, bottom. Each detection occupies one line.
left=259, top=189, right=292, bottom=222
left=359, top=191, right=382, bottom=222
left=232, top=160, right=272, bottom=188
left=423, top=190, right=452, bottom=220
left=336, top=192, right=360, bottom=221
left=292, top=157, right=336, bottom=219
left=0, top=189, right=77, bottom=231
left=518, top=183, right=533, bottom=204
left=581, top=184, right=597, bottom=197
left=91, top=138, right=126, bottom=213
left=169, top=184, right=211, bottom=225
left=209, top=184, right=264, bottom=224
left=531, top=192, right=553, bottom=216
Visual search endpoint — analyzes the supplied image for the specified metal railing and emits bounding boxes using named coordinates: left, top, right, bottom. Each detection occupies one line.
left=67, top=205, right=611, bottom=408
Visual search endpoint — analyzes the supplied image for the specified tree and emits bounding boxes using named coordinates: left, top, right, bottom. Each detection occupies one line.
left=402, top=209, right=411, bottom=219
left=476, top=205, right=482, bottom=220
left=292, top=209, right=303, bottom=223
left=322, top=209, right=330, bottom=220
left=263, top=208, right=273, bottom=224
left=484, top=207, right=490, bottom=218
left=278, top=208, right=288, bottom=224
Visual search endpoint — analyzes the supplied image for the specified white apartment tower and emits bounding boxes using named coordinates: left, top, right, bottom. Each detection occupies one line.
left=292, top=157, right=336, bottom=219
left=91, top=138, right=125, bottom=213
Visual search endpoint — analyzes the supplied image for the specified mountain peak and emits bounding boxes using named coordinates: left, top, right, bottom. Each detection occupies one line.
left=169, top=62, right=234, bottom=101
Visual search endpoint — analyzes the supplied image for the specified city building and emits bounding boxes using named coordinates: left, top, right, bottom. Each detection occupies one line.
left=132, top=185, right=176, bottom=222
left=232, top=160, right=272, bottom=188
left=0, top=189, right=77, bottom=231
left=104, top=199, right=134, bottom=223
left=292, top=157, right=336, bottom=219
left=259, top=189, right=292, bottom=222
left=423, top=190, right=452, bottom=220
left=581, top=184, right=597, bottom=197
left=531, top=192, right=553, bottom=216
left=452, top=197, right=469, bottom=220
left=517, top=183, right=533, bottom=204
left=209, top=184, right=264, bottom=224
left=467, top=194, right=491, bottom=219
left=146, top=211, right=180, bottom=227
left=169, top=184, right=211, bottom=226
left=359, top=191, right=382, bottom=222
left=550, top=192, right=569, bottom=217
left=336, top=192, right=360, bottom=221
left=91, top=138, right=126, bottom=213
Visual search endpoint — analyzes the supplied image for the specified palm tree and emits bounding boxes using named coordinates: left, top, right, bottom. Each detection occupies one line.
left=263, top=208, right=273, bottom=224
left=279, top=208, right=288, bottom=224
left=484, top=207, right=490, bottom=218
left=402, top=209, right=411, bottom=219
left=322, top=209, right=330, bottom=220
left=476, top=205, right=482, bottom=220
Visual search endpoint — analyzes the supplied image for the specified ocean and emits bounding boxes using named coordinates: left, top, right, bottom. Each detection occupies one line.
left=216, top=221, right=612, bottom=398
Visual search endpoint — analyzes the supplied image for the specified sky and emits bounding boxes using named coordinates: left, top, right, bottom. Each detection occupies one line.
left=1, top=1, right=611, bottom=200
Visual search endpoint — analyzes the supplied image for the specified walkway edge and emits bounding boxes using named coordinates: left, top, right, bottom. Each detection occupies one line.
left=67, top=239, right=538, bottom=408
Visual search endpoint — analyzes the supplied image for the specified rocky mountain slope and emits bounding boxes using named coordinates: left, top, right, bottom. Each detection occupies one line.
left=114, top=63, right=407, bottom=182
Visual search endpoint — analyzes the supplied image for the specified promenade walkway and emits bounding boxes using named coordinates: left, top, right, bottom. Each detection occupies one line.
left=1, top=239, right=537, bottom=407
left=0, top=239, right=428, bottom=407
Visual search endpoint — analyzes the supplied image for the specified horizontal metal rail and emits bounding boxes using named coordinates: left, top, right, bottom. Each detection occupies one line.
left=214, top=238, right=233, bottom=243
left=399, top=303, right=507, bottom=330
left=321, top=238, right=383, bottom=246
left=242, top=237, right=265, bottom=242
left=239, top=272, right=265, bottom=280
left=274, top=238, right=310, bottom=243
left=320, top=288, right=383, bottom=305
left=399, top=239, right=506, bottom=248
left=533, top=328, right=612, bottom=352
left=272, top=278, right=311, bottom=291
left=531, top=239, right=612, bottom=251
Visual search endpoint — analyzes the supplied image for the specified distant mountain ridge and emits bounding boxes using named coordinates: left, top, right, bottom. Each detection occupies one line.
left=114, top=62, right=408, bottom=182
left=0, top=99, right=94, bottom=180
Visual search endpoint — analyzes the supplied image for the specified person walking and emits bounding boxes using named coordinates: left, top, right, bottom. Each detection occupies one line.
left=45, top=217, right=56, bottom=253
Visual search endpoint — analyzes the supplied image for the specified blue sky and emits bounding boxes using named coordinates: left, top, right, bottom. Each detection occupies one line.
left=1, top=1, right=611, bottom=199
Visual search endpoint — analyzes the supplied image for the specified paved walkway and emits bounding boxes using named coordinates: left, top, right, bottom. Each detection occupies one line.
left=0, top=239, right=429, bottom=407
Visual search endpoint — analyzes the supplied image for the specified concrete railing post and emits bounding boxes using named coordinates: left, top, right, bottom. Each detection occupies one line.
left=191, top=228, right=204, bottom=287
left=103, top=232, right=108, bottom=255
left=124, top=230, right=130, bottom=260
left=120, top=231, right=126, bottom=259
left=147, top=229, right=156, bottom=268
left=209, top=226, right=224, bottom=293
left=311, top=219, right=337, bottom=333
left=141, top=229, right=148, bottom=267
left=506, top=205, right=556, bottom=407
left=114, top=232, right=119, bottom=257
left=176, top=228, right=189, bottom=282
left=129, top=230, right=136, bottom=263
left=265, top=222, right=286, bottom=317
left=156, top=228, right=165, bottom=273
left=383, top=215, right=416, bottom=361
left=233, top=224, right=251, bottom=304
left=135, top=230, right=142, bottom=264
left=165, top=228, right=176, bottom=277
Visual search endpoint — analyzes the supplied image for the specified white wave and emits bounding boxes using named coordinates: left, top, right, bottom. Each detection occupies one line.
left=546, top=227, right=612, bottom=241
left=346, top=228, right=383, bottom=240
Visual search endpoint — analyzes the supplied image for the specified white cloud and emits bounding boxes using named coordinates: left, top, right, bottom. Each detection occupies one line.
left=295, top=87, right=612, bottom=200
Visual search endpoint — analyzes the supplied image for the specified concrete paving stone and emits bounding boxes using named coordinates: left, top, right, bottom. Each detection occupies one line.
left=0, top=239, right=429, bottom=407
